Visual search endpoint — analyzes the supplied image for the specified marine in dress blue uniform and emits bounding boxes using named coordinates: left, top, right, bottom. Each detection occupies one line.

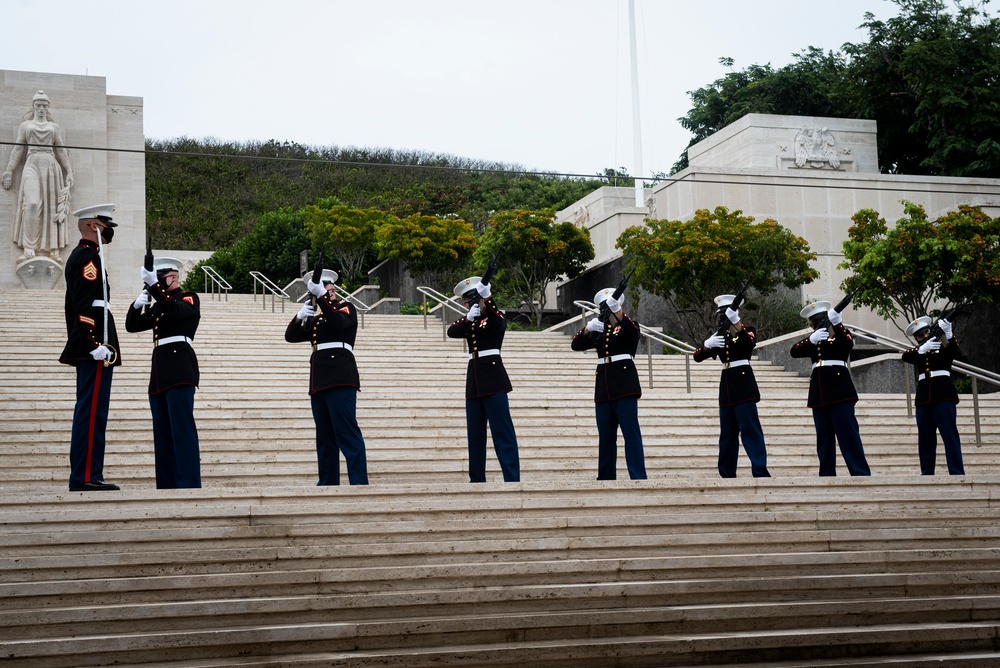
left=790, top=301, right=871, bottom=476
left=125, top=257, right=202, bottom=488
left=285, top=269, right=368, bottom=485
left=902, top=315, right=964, bottom=475
left=571, top=288, right=647, bottom=481
left=447, top=277, right=520, bottom=483
left=59, top=204, right=122, bottom=491
left=692, top=294, right=770, bottom=478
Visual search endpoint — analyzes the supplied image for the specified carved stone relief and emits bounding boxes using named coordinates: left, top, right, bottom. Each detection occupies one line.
left=793, top=127, right=841, bottom=169
left=2, top=90, right=74, bottom=281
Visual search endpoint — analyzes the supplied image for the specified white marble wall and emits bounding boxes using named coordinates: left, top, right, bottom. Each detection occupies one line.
left=0, top=69, right=146, bottom=296
left=556, top=114, right=1000, bottom=338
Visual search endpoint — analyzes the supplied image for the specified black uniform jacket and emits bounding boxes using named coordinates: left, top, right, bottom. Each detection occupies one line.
left=901, top=336, right=963, bottom=405
left=571, top=313, right=642, bottom=403
left=693, top=324, right=761, bottom=406
left=790, top=323, right=858, bottom=408
left=59, top=238, right=122, bottom=367
left=285, top=294, right=360, bottom=396
left=125, top=282, right=200, bottom=394
left=447, top=297, right=512, bottom=399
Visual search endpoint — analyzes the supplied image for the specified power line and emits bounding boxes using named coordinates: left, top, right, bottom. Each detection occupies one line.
left=3, top=139, right=1000, bottom=198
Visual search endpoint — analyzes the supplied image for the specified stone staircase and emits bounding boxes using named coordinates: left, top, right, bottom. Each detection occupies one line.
left=2, top=290, right=1000, bottom=666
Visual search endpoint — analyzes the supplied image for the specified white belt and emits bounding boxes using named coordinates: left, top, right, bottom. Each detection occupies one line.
left=316, top=342, right=353, bottom=352
left=156, top=336, right=192, bottom=347
left=597, top=354, right=633, bottom=365
left=723, top=359, right=750, bottom=369
left=812, top=360, right=847, bottom=369
left=92, top=300, right=111, bottom=308
left=469, top=348, right=500, bottom=360
left=918, top=370, right=951, bottom=381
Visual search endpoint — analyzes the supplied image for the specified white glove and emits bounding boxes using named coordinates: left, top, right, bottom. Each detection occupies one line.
left=132, top=289, right=151, bottom=310
left=306, top=279, right=325, bottom=298
left=586, top=317, right=604, bottom=333
left=476, top=282, right=491, bottom=299
left=919, top=338, right=941, bottom=354
left=605, top=296, right=621, bottom=313
left=297, top=302, right=316, bottom=320
left=827, top=309, right=842, bottom=326
left=809, top=329, right=827, bottom=345
left=466, top=304, right=481, bottom=321
left=939, top=319, right=953, bottom=339
left=703, top=334, right=726, bottom=349
left=89, top=344, right=112, bottom=362
left=141, top=267, right=157, bottom=287
left=725, top=307, right=740, bottom=325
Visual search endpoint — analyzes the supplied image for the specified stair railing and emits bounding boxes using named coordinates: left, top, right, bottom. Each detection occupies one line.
left=416, top=286, right=468, bottom=341
left=201, top=266, right=231, bottom=301
left=249, top=271, right=290, bottom=313
left=567, top=300, right=697, bottom=392
left=847, top=323, right=1000, bottom=448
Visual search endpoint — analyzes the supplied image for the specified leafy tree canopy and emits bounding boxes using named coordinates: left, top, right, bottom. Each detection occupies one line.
left=616, top=206, right=819, bottom=340
left=304, top=198, right=389, bottom=287
left=839, top=201, right=1000, bottom=328
left=375, top=213, right=478, bottom=286
left=674, top=0, right=1000, bottom=177
left=475, top=209, right=595, bottom=327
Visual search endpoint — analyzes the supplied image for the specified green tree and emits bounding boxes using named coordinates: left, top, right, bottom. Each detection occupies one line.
left=303, top=199, right=388, bottom=287
left=616, top=207, right=819, bottom=340
left=673, top=0, right=1000, bottom=177
left=181, top=207, right=312, bottom=293
left=476, top=209, right=595, bottom=328
left=839, top=201, right=1000, bottom=329
left=375, top=213, right=478, bottom=286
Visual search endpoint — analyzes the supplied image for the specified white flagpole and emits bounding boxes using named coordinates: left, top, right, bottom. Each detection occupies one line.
left=628, top=0, right=644, bottom=208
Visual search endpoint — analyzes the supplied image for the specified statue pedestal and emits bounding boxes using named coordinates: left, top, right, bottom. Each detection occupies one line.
left=16, top=256, right=63, bottom=290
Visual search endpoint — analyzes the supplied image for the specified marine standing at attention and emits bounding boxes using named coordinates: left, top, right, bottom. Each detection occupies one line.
left=59, top=203, right=122, bottom=492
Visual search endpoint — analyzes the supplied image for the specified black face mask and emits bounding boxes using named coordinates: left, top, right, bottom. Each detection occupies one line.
left=100, top=226, right=115, bottom=244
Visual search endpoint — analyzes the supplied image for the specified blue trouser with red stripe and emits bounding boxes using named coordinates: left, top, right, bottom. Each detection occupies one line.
left=69, top=360, right=114, bottom=488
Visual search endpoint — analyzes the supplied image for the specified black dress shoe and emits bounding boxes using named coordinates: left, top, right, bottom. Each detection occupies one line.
left=69, top=481, right=121, bottom=491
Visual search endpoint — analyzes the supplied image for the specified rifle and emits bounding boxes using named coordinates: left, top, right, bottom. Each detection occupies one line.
left=814, top=287, right=859, bottom=331
left=600, top=267, right=635, bottom=323
left=715, top=276, right=753, bottom=336
left=928, top=305, right=963, bottom=340
left=301, top=250, right=324, bottom=330
left=463, top=249, right=502, bottom=301
left=142, top=236, right=155, bottom=315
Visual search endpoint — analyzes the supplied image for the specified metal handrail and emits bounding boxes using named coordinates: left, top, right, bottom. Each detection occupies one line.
left=566, top=300, right=697, bottom=392
left=201, top=266, right=231, bottom=301
left=249, top=271, right=290, bottom=313
left=416, top=286, right=467, bottom=341
left=293, top=280, right=372, bottom=329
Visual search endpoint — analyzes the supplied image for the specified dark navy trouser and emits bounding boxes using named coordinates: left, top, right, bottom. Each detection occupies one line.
left=812, top=402, right=870, bottom=476
left=719, top=401, right=770, bottom=478
left=149, top=385, right=202, bottom=489
left=595, top=396, right=646, bottom=481
left=311, top=386, right=368, bottom=485
left=916, top=401, right=963, bottom=475
left=69, top=361, right=114, bottom=488
left=466, top=393, right=520, bottom=482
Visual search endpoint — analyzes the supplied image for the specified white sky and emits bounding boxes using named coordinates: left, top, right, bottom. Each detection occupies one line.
left=2, top=0, right=930, bottom=177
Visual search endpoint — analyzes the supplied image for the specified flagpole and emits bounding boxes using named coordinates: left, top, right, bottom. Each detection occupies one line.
left=628, top=0, right=644, bottom=208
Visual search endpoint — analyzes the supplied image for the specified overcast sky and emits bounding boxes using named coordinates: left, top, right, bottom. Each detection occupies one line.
left=2, top=0, right=945, bottom=178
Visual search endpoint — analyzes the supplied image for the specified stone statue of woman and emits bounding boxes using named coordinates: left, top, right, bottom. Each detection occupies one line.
left=2, top=90, right=74, bottom=262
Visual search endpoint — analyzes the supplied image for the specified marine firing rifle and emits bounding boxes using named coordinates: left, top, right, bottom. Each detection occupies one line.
left=927, top=305, right=963, bottom=341
left=715, top=276, right=753, bottom=336
left=464, top=249, right=502, bottom=301
left=600, top=267, right=635, bottom=323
